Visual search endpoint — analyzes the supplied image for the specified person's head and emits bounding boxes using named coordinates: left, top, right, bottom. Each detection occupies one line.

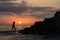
left=13, top=21, right=15, bottom=24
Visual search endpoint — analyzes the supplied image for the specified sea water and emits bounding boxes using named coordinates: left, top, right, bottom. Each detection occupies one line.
left=0, top=25, right=29, bottom=31
left=0, top=33, right=60, bottom=40
left=0, top=26, right=60, bottom=40
left=0, top=34, right=43, bottom=40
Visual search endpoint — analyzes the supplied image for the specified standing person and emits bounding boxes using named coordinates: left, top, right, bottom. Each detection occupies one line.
left=12, top=21, right=16, bottom=31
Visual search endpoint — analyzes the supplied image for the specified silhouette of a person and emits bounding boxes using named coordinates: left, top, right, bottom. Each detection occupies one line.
left=12, top=21, right=16, bottom=31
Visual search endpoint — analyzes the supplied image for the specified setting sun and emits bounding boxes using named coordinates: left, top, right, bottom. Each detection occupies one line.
left=19, top=21, right=22, bottom=24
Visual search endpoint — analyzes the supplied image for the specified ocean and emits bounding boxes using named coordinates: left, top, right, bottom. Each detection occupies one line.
left=0, top=25, right=30, bottom=31
left=0, top=34, right=43, bottom=40
left=0, top=26, right=60, bottom=40
left=0, top=33, right=60, bottom=40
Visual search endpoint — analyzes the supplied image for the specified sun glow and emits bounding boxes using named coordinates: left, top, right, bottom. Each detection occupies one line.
left=19, top=21, right=22, bottom=24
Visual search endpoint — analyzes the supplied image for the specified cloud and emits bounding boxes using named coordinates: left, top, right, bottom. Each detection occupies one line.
left=0, top=0, right=16, bottom=1
left=0, top=2, right=57, bottom=18
left=0, top=0, right=28, bottom=15
left=0, top=0, right=57, bottom=16
left=19, top=7, right=56, bottom=18
left=0, top=6, right=28, bottom=15
left=20, top=11, right=55, bottom=18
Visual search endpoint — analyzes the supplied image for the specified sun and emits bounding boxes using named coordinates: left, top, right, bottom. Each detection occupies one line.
left=19, top=21, right=22, bottom=24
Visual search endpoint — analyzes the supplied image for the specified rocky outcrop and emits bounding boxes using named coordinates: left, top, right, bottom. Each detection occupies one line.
left=19, top=11, right=60, bottom=35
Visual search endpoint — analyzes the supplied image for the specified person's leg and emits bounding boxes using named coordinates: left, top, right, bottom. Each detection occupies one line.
left=14, top=27, right=16, bottom=31
left=11, top=27, right=14, bottom=31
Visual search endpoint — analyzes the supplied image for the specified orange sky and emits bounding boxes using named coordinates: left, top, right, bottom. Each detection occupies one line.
left=0, top=15, right=44, bottom=26
left=0, top=0, right=59, bottom=26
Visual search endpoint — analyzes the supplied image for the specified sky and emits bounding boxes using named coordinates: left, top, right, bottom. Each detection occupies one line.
left=0, top=0, right=60, bottom=8
left=5, top=0, right=60, bottom=8
left=0, top=0, right=60, bottom=26
left=26, top=0, right=60, bottom=8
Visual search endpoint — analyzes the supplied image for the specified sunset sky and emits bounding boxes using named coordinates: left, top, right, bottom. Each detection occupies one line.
left=0, top=0, right=60, bottom=26
left=4, top=0, right=60, bottom=8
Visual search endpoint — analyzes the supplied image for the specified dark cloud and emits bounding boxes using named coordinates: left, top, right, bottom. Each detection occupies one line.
left=29, top=7, right=55, bottom=12
left=0, top=0, right=57, bottom=17
left=0, top=2, right=57, bottom=18
left=30, top=12, right=55, bottom=18
left=19, top=7, right=56, bottom=18
left=0, top=0, right=16, bottom=1
left=0, top=3, right=19, bottom=5
left=0, top=0, right=17, bottom=5
left=0, top=6, right=55, bottom=13
left=0, top=1, right=28, bottom=15
left=0, top=6, right=28, bottom=15
left=21, top=7, right=56, bottom=18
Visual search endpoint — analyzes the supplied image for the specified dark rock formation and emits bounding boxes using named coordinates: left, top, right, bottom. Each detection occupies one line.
left=19, top=11, right=60, bottom=35
left=19, top=27, right=31, bottom=34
